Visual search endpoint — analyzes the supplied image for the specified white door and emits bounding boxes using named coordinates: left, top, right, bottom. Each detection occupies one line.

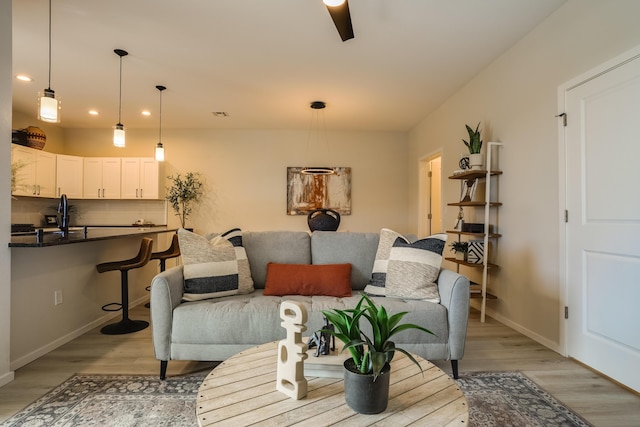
left=418, top=154, right=442, bottom=237
left=564, top=51, right=640, bottom=392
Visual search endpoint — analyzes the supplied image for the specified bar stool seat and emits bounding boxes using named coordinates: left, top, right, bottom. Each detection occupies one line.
left=97, top=237, right=153, bottom=335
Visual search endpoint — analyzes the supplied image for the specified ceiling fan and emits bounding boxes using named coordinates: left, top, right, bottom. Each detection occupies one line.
left=323, top=0, right=354, bottom=42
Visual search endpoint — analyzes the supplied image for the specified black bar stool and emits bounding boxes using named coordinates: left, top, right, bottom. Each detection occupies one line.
left=145, top=233, right=181, bottom=308
left=97, top=237, right=153, bottom=335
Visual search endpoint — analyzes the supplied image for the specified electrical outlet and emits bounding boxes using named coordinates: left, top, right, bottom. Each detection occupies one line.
left=54, top=290, right=63, bottom=305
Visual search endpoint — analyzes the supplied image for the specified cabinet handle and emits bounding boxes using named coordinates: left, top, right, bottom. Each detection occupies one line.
left=136, top=188, right=139, bottom=198
left=32, top=185, right=37, bottom=195
left=140, top=189, right=143, bottom=198
left=37, top=185, right=40, bottom=195
left=58, top=187, right=61, bottom=197
left=97, top=188, right=100, bottom=198
left=102, top=188, right=105, bottom=198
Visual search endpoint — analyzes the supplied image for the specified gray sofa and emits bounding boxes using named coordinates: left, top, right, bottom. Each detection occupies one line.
left=150, top=230, right=470, bottom=379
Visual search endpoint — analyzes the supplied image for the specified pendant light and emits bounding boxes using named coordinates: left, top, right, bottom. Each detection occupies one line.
left=155, top=85, right=166, bottom=161
left=302, top=101, right=335, bottom=175
left=113, top=49, right=128, bottom=147
left=37, top=0, right=60, bottom=123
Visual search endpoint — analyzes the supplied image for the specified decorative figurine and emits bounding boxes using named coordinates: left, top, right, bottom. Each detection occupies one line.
left=276, top=300, right=308, bottom=400
left=307, top=316, right=336, bottom=357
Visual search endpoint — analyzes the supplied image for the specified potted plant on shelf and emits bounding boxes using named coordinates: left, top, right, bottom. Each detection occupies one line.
left=450, top=241, right=469, bottom=261
left=462, top=122, right=483, bottom=170
left=166, top=172, right=204, bottom=230
left=322, top=295, right=433, bottom=414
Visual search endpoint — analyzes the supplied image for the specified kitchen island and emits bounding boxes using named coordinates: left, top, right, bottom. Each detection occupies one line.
left=9, top=227, right=179, bottom=371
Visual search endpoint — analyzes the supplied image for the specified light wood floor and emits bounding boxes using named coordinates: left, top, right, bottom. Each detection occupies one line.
left=0, top=305, right=638, bottom=426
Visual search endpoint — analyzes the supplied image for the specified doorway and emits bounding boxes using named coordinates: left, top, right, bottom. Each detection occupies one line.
left=419, top=153, right=442, bottom=237
left=560, top=46, right=640, bottom=392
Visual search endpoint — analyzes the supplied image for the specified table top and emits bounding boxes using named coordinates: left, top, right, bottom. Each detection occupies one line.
left=196, top=341, right=468, bottom=426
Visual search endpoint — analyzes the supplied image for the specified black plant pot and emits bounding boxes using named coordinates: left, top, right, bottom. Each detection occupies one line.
left=343, top=358, right=391, bottom=414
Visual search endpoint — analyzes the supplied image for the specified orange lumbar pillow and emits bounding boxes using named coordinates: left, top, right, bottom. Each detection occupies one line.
left=263, top=263, right=352, bottom=297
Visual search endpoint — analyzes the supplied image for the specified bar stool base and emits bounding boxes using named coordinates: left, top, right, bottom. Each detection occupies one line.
left=101, top=319, right=149, bottom=335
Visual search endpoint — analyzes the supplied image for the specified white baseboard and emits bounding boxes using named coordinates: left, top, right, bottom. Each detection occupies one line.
left=0, top=370, right=15, bottom=388
left=10, top=296, right=149, bottom=371
left=471, top=300, right=561, bottom=354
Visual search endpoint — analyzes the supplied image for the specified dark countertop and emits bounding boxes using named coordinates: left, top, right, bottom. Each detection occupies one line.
left=9, top=226, right=178, bottom=248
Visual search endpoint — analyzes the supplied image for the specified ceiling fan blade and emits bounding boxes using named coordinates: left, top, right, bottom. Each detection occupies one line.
left=325, top=0, right=354, bottom=42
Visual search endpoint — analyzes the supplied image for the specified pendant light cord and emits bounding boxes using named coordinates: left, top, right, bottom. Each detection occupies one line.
left=118, top=56, right=123, bottom=124
left=47, top=0, right=52, bottom=90
left=158, top=90, right=163, bottom=141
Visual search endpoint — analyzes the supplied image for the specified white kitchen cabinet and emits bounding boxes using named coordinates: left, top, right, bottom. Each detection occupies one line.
left=56, top=154, right=83, bottom=198
left=83, top=158, right=121, bottom=199
left=11, top=144, right=56, bottom=198
left=121, top=158, right=159, bottom=199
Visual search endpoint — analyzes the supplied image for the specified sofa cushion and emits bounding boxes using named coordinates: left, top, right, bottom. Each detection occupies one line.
left=385, top=234, right=447, bottom=302
left=311, top=231, right=379, bottom=290
left=263, top=263, right=352, bottom=297
left=178, top=228, right=253, bottom=301
left=243, top=231, right=312, bottom=288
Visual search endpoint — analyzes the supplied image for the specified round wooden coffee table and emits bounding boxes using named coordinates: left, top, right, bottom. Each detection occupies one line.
left=196, top=341, right=468, bottom=426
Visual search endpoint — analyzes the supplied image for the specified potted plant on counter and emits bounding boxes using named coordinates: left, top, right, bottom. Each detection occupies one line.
left=450, top=241, right=469, bottom=261
left=166, top=172, right=204, bottom=230
left=322, top=295, right=433, bottom=414
left=463, top=122, right=483, bottom=170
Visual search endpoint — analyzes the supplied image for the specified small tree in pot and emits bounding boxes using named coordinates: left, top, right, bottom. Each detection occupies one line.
left=166, top=172, right=204, bottom=229
left=322, top=295, right=433, bottom=414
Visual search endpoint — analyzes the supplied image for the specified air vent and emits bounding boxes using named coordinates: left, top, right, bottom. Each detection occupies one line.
left=212, top=112, right=229, bottom=118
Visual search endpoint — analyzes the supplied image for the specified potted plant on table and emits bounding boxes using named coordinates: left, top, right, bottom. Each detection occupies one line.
left=166, top=172, right=204, bottom=230
left=322, top=295, right=433, bottom=414
left=463, top=122, right=483, bottom=170
left=450, top=241, right=469, bottom=261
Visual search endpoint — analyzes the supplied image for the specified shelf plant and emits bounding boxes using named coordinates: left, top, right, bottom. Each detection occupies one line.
left=462, top=122, right=483, bottom=154
left=450, top=241, right=469, bottom=261
left=166, top=172, right=204, bottom=229
left=322, top=295, right=433, bottom=413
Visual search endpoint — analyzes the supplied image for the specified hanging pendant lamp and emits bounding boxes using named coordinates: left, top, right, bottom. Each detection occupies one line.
left=37, top=0, right=60, bottom=123
left=302, top=101, right=335, bottom=175
left=155, top=85, right=166, bottom=161
left=113, top=49, right=128, bottom=147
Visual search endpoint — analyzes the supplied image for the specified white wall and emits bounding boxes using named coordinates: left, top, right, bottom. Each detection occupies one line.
left=0, top=0, right=14, bottom=387
left=407, top=0, right=640, bottom=349
left=63, top=128, right=410, bottom=234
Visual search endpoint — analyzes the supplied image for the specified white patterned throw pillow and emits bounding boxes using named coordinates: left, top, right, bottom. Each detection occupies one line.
left=363, top=228, right=404, bottom=297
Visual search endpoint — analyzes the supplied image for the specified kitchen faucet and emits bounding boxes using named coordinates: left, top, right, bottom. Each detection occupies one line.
left=57, top=193, right=69, bottom=235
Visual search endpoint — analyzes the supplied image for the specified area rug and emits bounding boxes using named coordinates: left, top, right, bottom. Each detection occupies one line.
left=1, top=371, right=592, bottom=427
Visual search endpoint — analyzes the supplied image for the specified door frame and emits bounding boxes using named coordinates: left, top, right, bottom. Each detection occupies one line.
left=418, top=150, right=442, bottom=238
left=557, top=44, right=640, bottom=357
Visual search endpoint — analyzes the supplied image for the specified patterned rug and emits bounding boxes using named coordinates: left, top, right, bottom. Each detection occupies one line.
left=1, top=371, right=592, bottom=427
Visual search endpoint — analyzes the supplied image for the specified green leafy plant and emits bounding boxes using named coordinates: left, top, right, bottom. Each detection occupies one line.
left=322, top=295, right=433, bottom=380
left=462, top=122, right=483, bottom=154
left=450, top=241, right=469, bottom=253
left=166, top=172, right=204, bottom=228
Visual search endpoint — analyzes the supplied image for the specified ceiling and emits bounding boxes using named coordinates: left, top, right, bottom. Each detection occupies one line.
left=11, top=0, right=566, bottom=132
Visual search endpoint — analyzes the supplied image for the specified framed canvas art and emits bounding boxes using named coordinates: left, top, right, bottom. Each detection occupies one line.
left=287, top=167, right=351, bottom=215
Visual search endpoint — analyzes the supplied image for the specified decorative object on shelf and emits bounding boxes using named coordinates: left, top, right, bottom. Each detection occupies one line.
left=462, top=123, right=483, bottom=170
left=462, top=222, right=485, bottom=233
left=37, top=0, right=60, bottom=123
left=301, top=101, right=335, bottom=176
left=454, top=207, right=464, bottom=231
left=307, top=316, right=335, bottom=357
left=286, top=166, right=351, bottom=215
left=113, top=49, right=129, bottom=147
left=321, top=295, right=433, bottom=414
left=307, top=208, right=341, bottom=232
left=23, top=126, right=46, bottom=150
left=154, top=85, right=166, bottom=161
left=460, top=178, right=478, bottom=202
left=459, top=156, right=470, bottom=170
left=450, top=241, right=469, bottom=261
left=166, top=172, right=204, bottom=228
left=467, top=240, right=484, bottom=264
left=276, top=300, right=308, bottom=400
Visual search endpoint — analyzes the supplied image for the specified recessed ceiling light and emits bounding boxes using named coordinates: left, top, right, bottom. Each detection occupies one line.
left=142, top=110, right=151, bottom=116
left=88, top=110, right=99, bottom=116
left=16, top=75, right=32, bottom=82
left=212, top=111, right=229, bottom=118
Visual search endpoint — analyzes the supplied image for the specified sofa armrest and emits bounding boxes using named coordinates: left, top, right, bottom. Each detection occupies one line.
left=150, top=265, right=185, bottom=361
left=437, top=268, right=470, bottom=360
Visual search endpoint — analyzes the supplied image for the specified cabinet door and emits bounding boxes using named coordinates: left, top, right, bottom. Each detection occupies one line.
left=56, top=154, right=83, bottom=198
left=101, top=158, right=121, bottom=199
left=121, top=158, right=141, bottom=199
left=11, top=145, right=36, bottom=196
left=139, top=158, right=159, bottom=199
left=34, top=151, right=57, bottom=198
left=83, top=158, right=104, bottom=199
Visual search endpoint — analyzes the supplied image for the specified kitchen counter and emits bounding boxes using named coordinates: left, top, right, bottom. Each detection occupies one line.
left=9, top=226, right=178, bottom=248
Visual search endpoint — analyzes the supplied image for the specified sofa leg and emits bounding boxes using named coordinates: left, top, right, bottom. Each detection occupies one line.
left=451, top=360, right=459, bottom=379
left=160, top=360, right=168, bottom=380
